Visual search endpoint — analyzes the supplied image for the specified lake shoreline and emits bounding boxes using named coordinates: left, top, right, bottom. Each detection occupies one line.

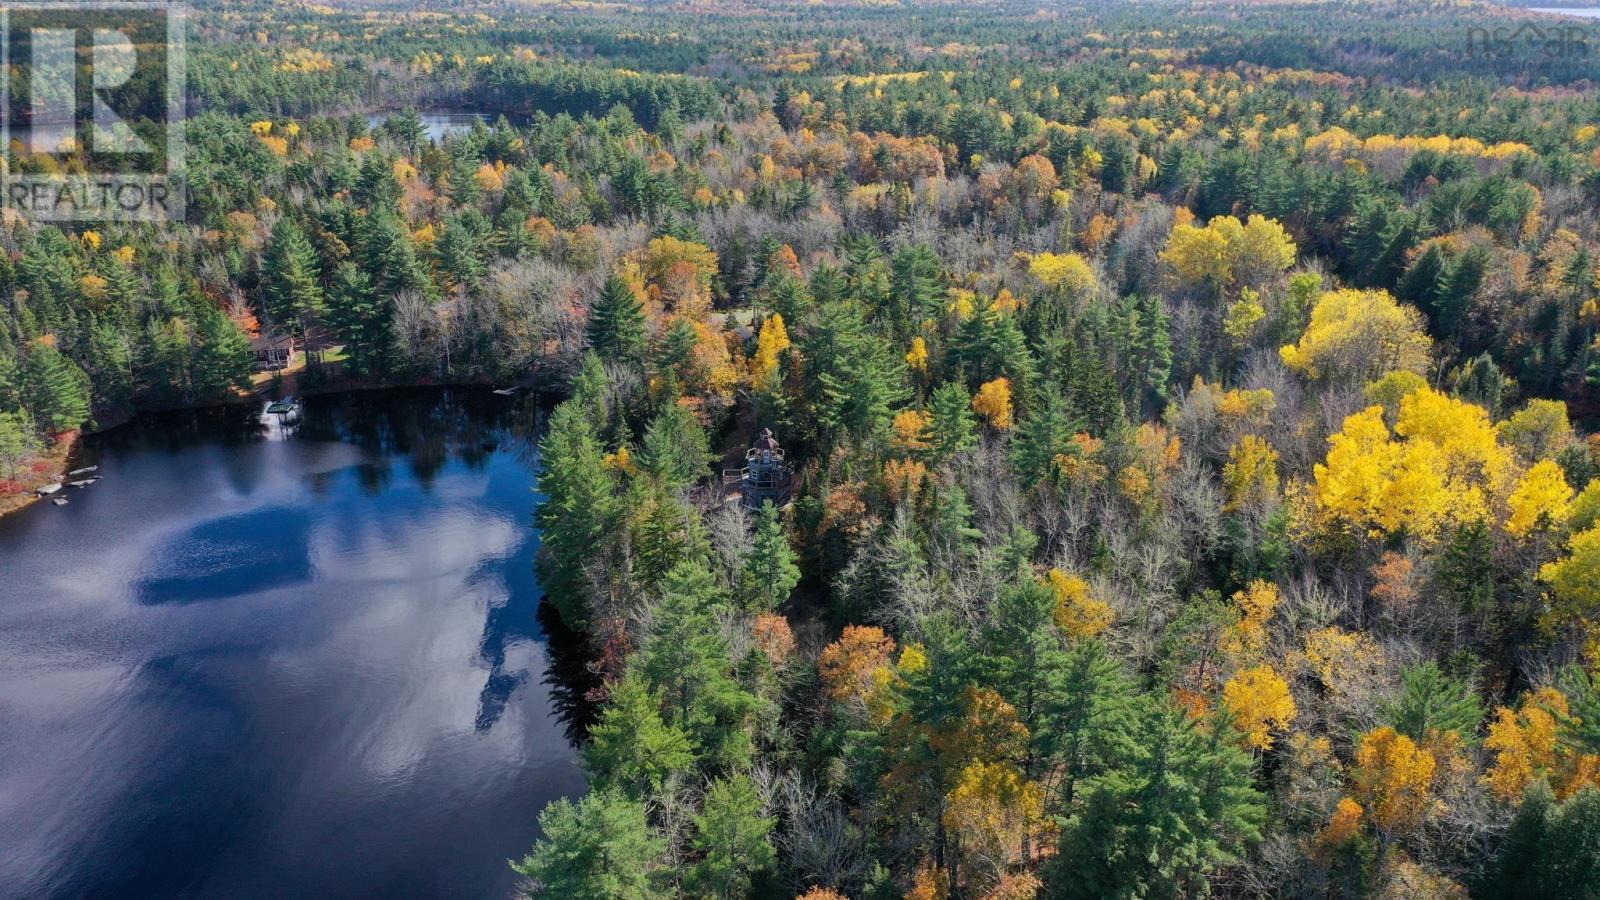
left=0, top=374, right=559, bottom=521
left=0, top=387, right=584, bottom=896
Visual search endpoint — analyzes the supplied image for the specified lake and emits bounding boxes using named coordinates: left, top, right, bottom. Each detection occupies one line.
left=1529, top=7, right=1600, bottom=17
left=0, top=389, right=589, bottom=899
left=367, top=110, right=492, bottom=142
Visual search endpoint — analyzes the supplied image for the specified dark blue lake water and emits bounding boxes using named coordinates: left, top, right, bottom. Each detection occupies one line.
left=0, top=389, right=588, bottom=899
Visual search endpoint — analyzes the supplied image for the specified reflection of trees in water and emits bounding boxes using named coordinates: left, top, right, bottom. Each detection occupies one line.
left=473, top=573, right=540, bottom=734
left=538, top=598, right=600, bottom=744
left=87, top=388, right=590, bottom=738
left=86, top=405, right=269, bottom=458
left=295, top=387, right=542, bottom=490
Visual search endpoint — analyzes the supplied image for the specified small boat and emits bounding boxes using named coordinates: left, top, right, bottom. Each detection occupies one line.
left=492, top=387, right=520, bottom=397
left=69, top=479, right=95, bottom=488
left=37, top=483, right=62, bottom=496
left=266, top=396, right=300, bottom=415
left=51, top=497, right=68, bottom=506
left=68, top=466, right=98, bottom=476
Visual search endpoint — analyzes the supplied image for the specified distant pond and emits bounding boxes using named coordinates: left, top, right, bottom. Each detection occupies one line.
left=0, top=388, right=591, bottom=899
left=367, top=110, right=494, bottom=141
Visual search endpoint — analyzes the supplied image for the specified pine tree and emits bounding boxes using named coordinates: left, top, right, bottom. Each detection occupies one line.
left=536, top=400, right=620, bottom=626
left=889, top=244, right=941, bottom=335
left=653, top=318, right=698, bottom=382
left=192, top=308, right=255, bottom=399
left=262, top=218, right=325, bottom=334
left=639, top=559, right=755, bottom=769
left=689, top=774, right=777, bottom=899
left=22, top=342, right=90, bottom=433
left=927, top=381, right=977, bottom=462
left=637, top=400, right=711, bottom=491
left=633, top=484, right=712, bottom=586
left=1012, top=388, right=1075, bottom=487
left=1478, top=780, right=1554, bottom=900
left=741, top=501, right=800, bottom=613
left=511, top=789, right=669, bottom=900
left=437, top=215, right=487, bottom=287
left=983, top=578, right=1069, bottom=863
left=326, top=262, right=390, bottom=378
left=1045, top=639, right=1137, bottom=808
left=1048, top=701, right=1264, bottom=899
left=588, top=275, right=648, bottom=364
left=805, top=301, right=909, bottom=448
left=359, top=209, right=431, bottom=299
left=0, top=410, right=37, bottom=477
left=1480, top=783, right=1600, bottom=900
left=582, top=671, right=695, bottom=798
left=1381, top=661, right=1482, bottom=744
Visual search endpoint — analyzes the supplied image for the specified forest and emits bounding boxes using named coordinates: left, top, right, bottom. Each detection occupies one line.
left=6, top=0, right=1600, bottom=896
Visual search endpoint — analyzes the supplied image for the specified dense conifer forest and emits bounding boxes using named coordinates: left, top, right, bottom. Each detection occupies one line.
left=8, top=0, right=1600, bottom=896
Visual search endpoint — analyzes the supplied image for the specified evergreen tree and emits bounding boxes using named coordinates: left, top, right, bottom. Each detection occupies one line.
left=588, top=276, right=647, bottom=365
left=510, top=789, right=669, bottom=900
left=804, top=301, right=909, bottom=448
left=1480, top=783, right=1600, bottom=900
left=0, top=410, right=37, bottom=477
left=583, top=671, right=695, bottom=798
left=1046, top=639, right=1137, bottom=808
left=192, top=308, right=255, bottom=399
left=889, top=244, right=941, bottom=335
left=637, top=400, right=711, bottom=491
left=326, top=262, right=390, bottom=378
left=1049, top=701, right=1264, bottom=899
left=740, top=501, right=800, bottom=613
left=926, top=381, right=977, bottom=462
left=1380, top=661, right=1482, bottom=744
left=22, top=342, right=90, bottom=433
left=689, top=773, right=777, bottom=899
left=633, top=483, right=713, bottom=585
left=1479, top=780, right=1555, bottom=900
left=640, top=559, right=755, bottom=768
left=1012, top=388, right=1075, bottom=487
left=359, top=209, right=431, bottom=299
left=262, top=218, right=325, bottom=334
left=536, top=399, right=620, bottom=625
left=654, top=318, right=699, bottom=382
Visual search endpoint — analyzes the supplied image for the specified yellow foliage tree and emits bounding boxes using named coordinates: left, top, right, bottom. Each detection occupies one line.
left=1318, top=797, right=1366, bottom=849
left=474, top=161, right=506, bottom=193
left=751, top=313, right=791, bottom=384
left=1484, top=687, right=1569, bottom=800
left=818, top=626, right=896, bottom=705
left=1280, top=288, right=1431, bottom=383
left=1222, top=435, right=1280, bottom=512
left=1351, top=727, right=1436, bottom=835
left=906, top=336, right=930, bottom=372
left=972, top=378, right=1014, bottom=430
left=1028, top=252, right=1097, bottom=294
left=1499, top=399, right=1575, bottom=462
left=1222, top=664, right=1297, bottom=750
left=1504, top=459, right=1573, bottom=538
left=1222, top=579, right=1278, bottom=661
left=943, top=761, right=1046, bottom=887
left=1046, top=568, right=1113, bottom=639
left=893, top=409, right=932, bottom=452
left=1309, top=388, right=1516, bottom=542
left=1161, top=213, right=1295, bottom=289
left=1540, top=525, right=1600, bottom=631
